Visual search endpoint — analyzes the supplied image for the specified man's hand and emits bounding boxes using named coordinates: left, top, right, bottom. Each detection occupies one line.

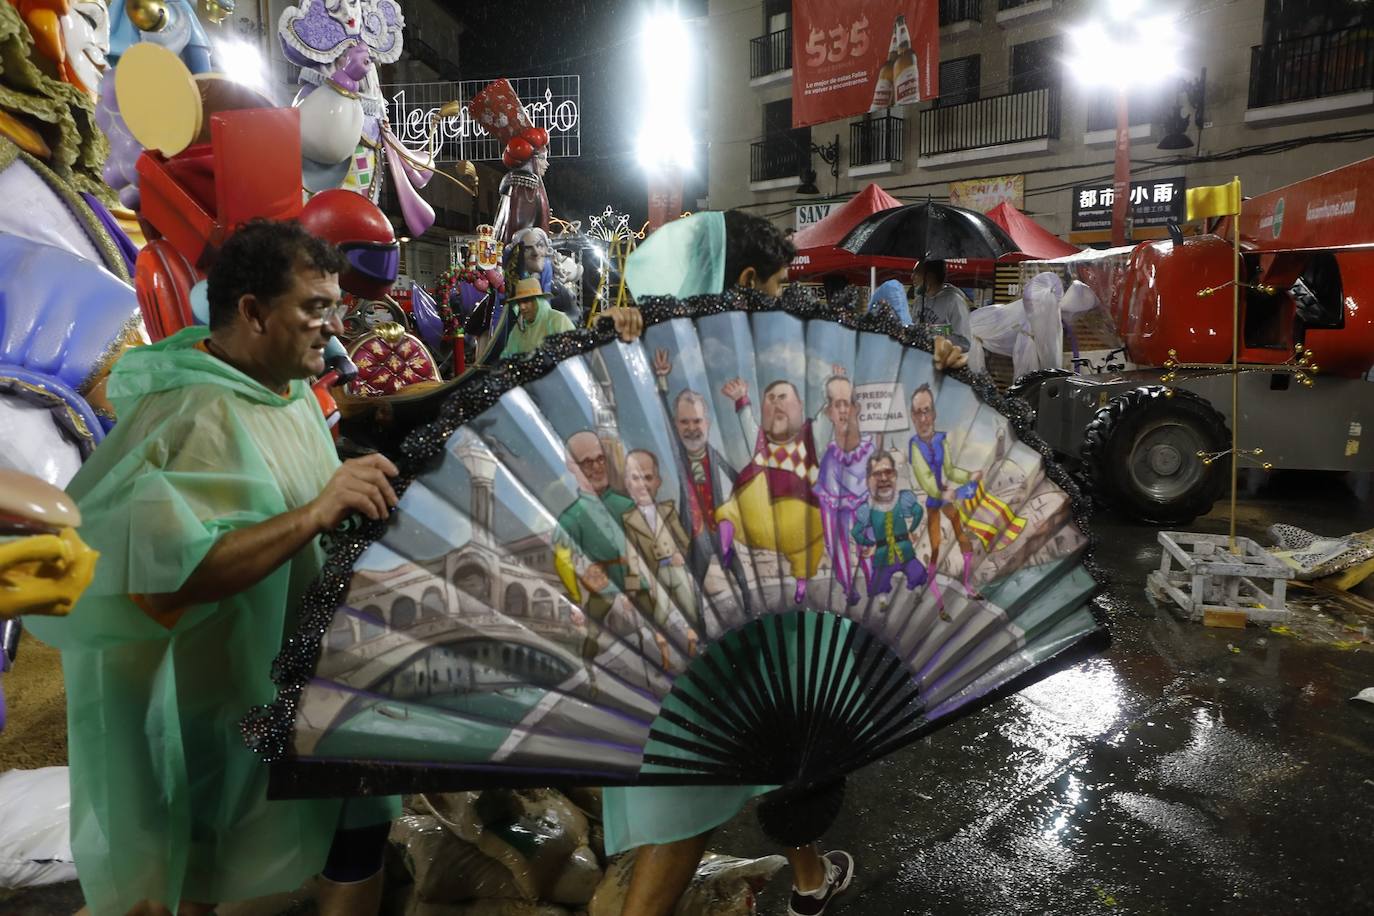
left=721, top=378, right=748, bottom=401
left=941, top=486, right=958, bottom=502
left=653, top=348, right=672, bottom=378
left=308, top=453, right=400, bottom=530
left=971, top=470, right=985, bottom=483
left=670, top=552, right=686, bottom=567
left=604, top=306, right=644, bottom=342
left=933, top=336, right=968, bottom=371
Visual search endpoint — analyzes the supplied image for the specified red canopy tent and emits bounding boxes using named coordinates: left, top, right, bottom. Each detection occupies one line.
left=985, top=202, right=1079, bottom=259
left=791, top=183, right=905, bottom=282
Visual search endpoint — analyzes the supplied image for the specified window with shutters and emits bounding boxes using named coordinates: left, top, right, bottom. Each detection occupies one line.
left=1010, top=36, right=1061, bottom=94
left=937, top=55, right=981, bottom=107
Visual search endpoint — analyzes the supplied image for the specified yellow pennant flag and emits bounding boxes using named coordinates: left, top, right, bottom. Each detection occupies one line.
left=1186, top=179, right=1241, bottom=221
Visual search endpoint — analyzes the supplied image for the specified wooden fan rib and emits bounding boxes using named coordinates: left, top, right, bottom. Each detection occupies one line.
left=654, top=671, right=759, bottom=755
left=647, top=709, right=750, bottom=766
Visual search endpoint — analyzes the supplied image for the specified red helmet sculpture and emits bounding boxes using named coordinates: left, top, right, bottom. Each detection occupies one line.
left=299, top=189, right=400, bottom=302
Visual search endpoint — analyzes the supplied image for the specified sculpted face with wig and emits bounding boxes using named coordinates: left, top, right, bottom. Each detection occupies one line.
left=7, top=0, right=111, bottom=98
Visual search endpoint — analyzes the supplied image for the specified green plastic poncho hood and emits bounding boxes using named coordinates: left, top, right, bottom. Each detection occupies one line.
left=26, top=327, right=395, bottom=913
left=104, top=326, right=295, bottom=409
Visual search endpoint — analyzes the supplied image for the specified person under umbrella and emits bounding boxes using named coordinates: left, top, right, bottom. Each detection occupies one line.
left=912, top=259, right=972, bottom=350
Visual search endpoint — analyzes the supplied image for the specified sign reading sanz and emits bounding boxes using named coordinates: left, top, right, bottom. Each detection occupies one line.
left=1071, top=176, right=1186, bottom=231
left=795, top=203, right=837, bottom=231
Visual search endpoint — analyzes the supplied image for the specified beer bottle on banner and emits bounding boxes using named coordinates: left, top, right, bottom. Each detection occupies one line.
left=869, top=22, right=899, bottom=110
left=894, top=15, right=920, bottom=105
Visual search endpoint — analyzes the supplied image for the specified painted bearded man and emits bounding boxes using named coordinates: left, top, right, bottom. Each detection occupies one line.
left=716, top=377, right=824, bottom=604
left=814, top=370, right=875, bottom=605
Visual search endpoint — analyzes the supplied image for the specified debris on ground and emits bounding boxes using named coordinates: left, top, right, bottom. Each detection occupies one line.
left=386, top=791, right=785, bottom=915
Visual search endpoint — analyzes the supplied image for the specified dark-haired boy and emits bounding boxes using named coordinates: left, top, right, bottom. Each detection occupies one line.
left=29, top=219, right=401, bottom=916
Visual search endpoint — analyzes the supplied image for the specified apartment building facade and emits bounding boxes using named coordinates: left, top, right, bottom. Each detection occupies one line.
left=706, top=0, right=1374, bottom=244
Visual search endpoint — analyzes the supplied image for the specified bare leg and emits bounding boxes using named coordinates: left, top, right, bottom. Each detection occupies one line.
left=785, top=844, right=826, bottom=893
left=317, top=870, right=385, bottom=916
left=621, top=833, right=712, bottom=916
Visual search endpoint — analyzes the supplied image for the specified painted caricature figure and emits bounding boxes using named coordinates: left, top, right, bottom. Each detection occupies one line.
left=715, top=377, right=825, bottom=605
left=815, top=369, right=876, bottom=605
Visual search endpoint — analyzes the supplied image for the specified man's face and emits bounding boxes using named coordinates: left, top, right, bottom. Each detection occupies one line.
left=258, top=264, right=344, bottom=380
left=825, top=378, right=855, bottom=437
left=675, top=398, right=709, bottom=453
left=756, top=265, right=789, bottom=298
left=868, top=459, right=897, bottom=501
left=568, top=433, right=609, bottom=494
left=911, top=390, right=936, bottom=439
left=517, top=295, right=540, bottom=322
left=58, top=1, right=110, bottom=97
left=762, top=383, right=803, bottom=442
left=625, top=454, right=660, bottom=506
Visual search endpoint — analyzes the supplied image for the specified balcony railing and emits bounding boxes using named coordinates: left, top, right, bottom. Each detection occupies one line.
left=850, top=115, right=905, bottom=167
left=1248, top=25, right=1374, bottom=109
left=1084, top=92, right=1160, bottom=133
left=940, top=0, right=981, bottom=26
left=920, top=86, right=1060, bottom=157
left=750, top=27, right=792, bottom=79
left=751, top=132, right=809, bottom=183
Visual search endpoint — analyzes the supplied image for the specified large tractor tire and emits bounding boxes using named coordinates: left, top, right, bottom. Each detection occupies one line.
left=1081, top=386, right=1229, bottom=525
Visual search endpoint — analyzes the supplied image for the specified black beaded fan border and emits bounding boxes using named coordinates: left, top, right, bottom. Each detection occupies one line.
left=243, top=285, right=1111, bottom=782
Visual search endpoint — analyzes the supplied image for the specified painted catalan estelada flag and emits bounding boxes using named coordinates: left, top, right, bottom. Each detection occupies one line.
left=1186, top=179, right=1242, bottom=221
left=958, top=481, right=1026, bottom=552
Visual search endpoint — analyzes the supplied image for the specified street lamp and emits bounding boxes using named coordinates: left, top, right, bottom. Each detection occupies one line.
left=637, top=4, right=697, bottom=230
left=1066, top=1, right=1182, bottom=247
left=797, top=135, right=841, bottom=196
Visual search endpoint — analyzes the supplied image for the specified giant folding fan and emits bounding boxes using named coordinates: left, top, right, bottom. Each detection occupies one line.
left=247, top=289, right=1109, bottom=825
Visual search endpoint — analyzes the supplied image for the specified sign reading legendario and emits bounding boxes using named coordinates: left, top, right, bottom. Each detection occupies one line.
left=792, top=1, right=939, bottom=129
left=385, top=75, right=581, bottom=163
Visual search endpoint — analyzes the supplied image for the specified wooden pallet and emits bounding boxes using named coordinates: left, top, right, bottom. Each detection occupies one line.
left=1147, top=531, right=1293, bottom=628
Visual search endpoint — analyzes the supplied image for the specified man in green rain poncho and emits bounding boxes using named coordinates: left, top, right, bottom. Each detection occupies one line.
left=27, top=221, right=402, bottom=916
left=501, top=275, right=575, bottom=358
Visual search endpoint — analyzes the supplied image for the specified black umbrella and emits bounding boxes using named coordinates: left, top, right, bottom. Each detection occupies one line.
left=840, top=201, right=1018, bottom=261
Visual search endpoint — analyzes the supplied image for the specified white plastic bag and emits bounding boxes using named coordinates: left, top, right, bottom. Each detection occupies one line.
left=0, top=766, right=75, bottom=889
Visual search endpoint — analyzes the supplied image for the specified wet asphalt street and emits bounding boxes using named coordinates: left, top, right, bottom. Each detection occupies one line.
left=719, top=470, right=1374, bottom=915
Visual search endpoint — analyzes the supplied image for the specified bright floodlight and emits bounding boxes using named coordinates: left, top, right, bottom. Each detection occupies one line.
left=214, top=36, right=275, bottom=100
left=1066, top=5, right=1181, bottom=91
left=636, top=6, right=696, bottom=173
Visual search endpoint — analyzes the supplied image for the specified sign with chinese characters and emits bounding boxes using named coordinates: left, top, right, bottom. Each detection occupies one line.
left=1071, top=177, right=1186, bottom=231
left=1066, top=177, right=1187, bottom=230
left=384, top=76, right=581, bottom=163
left=949, top=175, right=1024, bottom=213
left=792, top=1, right=939, bottom=129
left=795, top=202, right=837, bottom=231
